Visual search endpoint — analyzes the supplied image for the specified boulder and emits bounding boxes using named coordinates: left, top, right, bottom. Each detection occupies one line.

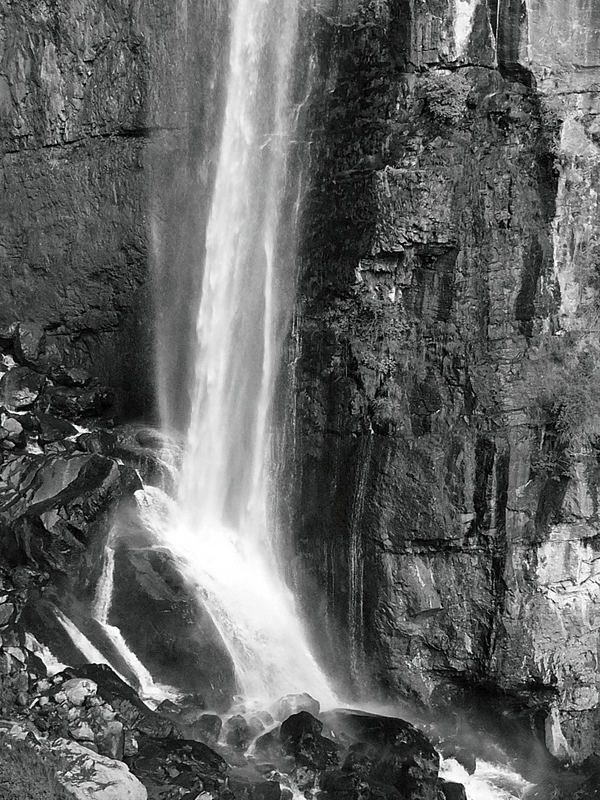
left=62, top=677, right=98, bottom=706
left=441, top=781, right=468, bottom=800
left=14, top=323, right=45, bottom=369
left=280, top=712, right=339, bottom=771
left=1, top=415, right=25, bottom=447
left=67, top=664, right=180, bottom=740
left=128, top=733, right=228, bottom=798
left=77, top=430, right=117, bottom=455
left=320, top=710, right=440, bottom=800
left=272, top=693, right=320, bottom=721
left=254, top=728, right=287, bottom=765
left=224, top=714, right=252, bottom=750
left=38, top=413, right=79, bottom=444
left=253, top=780, right=284, bottom=800
left=440, top=746, right=476, bottom=776
left=0, top=366, right=45, bottom=410
left=50, top=365, right=92, bottom=387
left=69, top=721, right=95, bottom=741
left=192, top=713, right=222, bottom=742
left=95, top=719, right=125, bottom=760
left=53, top=737, right=147, bottom=800
left=0, top=602, right=15, bottom=627
left=43, top=385, right=113, bottom=419
left=280, top=711, right=323, bottom=743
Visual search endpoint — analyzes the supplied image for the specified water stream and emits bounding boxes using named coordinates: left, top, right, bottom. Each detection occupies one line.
left=151, top=0, right=336, bottom=709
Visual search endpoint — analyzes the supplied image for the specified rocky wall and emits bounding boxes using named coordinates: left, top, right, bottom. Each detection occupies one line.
left=0, top=0, right=228, bottom=418
left=292, top=0, right=600, bottom=763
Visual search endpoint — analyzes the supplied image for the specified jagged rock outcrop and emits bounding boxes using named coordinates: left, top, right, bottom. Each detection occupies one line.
left=291, top=0, right=600, bottom=765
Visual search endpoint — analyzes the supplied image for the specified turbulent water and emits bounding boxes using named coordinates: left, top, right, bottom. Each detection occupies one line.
left=440, top=758, right=535, bottom=800
left=151, top=0, right=336, bottom=707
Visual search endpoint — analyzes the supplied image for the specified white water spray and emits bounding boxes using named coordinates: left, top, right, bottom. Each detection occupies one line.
left=154, top=0, right=336, bottom=707
left=440, top=758, right=534, bottom=800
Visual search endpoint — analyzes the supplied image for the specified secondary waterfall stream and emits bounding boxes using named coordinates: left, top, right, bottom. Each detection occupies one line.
left=151, top=0, right=336, bottom=708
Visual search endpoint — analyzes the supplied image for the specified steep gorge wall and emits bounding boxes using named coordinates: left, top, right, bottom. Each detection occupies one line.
left=293, top=0, right=600, bottom=761
left=0, top=0, right=227, bottom=417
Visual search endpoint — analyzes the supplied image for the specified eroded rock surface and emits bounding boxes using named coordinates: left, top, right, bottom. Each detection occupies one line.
left=290, top=0, right=600, bottom=765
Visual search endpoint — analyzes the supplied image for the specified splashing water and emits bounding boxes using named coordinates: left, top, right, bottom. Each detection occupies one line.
left=152, top=0, right=336, bottom=708
left=54, top=608, right=121, bottom=674
left=92, top=540, right=179, bottom=704
left=440, top=758, right=535, bottom=800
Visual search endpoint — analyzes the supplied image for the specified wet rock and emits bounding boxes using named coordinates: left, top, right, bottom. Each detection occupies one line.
left=0, top=603, right=14, bottom=627
left=0, top=367, right=45, bottom=410
left=14, top=323, right=45, bottom=369
left=43, top=384, right=113, bottom=419
left=224, top=714, right=251, bottom=750
left=110, top=542, right=236, bottom=710
left=252, top=780, right=283, bottom=800
left=319, top=711, right=439, bottom=800
left=76, top=429, right=117, bottom=455
left=192, top=713, right=223, bottom=742
left=128, top=733, right=228, bottom=798
left=440, top=782, right=468, bottom=800
left=156, top=699, right=180, bottom=715
left=62, top=677, right=98, bottom=706
left=272, top=693, right=320, bottom=721
left=441, top=746, right=476, bottom=775
left=50, top=365, right=92, bottom=387
left=38, top=412, right=79, bottom=443
left=254, top=729, right=287, bottom=765
left=280, top=712, right=339, bottom=771
left=43, top=440, right=79, bottom=456
left=13, top=410, right=40, bottom=432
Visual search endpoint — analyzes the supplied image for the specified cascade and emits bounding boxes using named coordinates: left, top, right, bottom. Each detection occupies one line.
left=152, top=0, right=336, bottom=708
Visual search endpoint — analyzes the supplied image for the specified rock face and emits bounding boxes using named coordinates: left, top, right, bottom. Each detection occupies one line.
left=0, top=0, right=228, bottom=417
left=3, top=0, right=600, bottom=776
left=290, top=0, right=600, bottom=765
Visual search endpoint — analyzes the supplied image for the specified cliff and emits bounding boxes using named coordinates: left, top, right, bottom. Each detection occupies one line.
left=1, top=0, right=600, bottom=773
left=292, top=0, right=600, bottom=763
left=0, top=0, right=227, bottom=417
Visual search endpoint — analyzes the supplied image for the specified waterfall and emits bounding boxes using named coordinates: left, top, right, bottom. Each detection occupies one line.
left=154, top=0, right=336, bottom=708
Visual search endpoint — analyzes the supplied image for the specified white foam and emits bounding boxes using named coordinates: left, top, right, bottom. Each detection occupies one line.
left=440, top=757, right=534, bottom=800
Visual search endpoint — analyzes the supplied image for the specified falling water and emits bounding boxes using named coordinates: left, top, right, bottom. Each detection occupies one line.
left=348, top=433, right=372, bottom=686
left=92, top=542, right=176, bottom=704
left=154, top=0, right=336, bottom=707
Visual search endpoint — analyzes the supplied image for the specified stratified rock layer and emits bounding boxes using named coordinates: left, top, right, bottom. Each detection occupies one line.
left=290, top=0, right=600, bottom=763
